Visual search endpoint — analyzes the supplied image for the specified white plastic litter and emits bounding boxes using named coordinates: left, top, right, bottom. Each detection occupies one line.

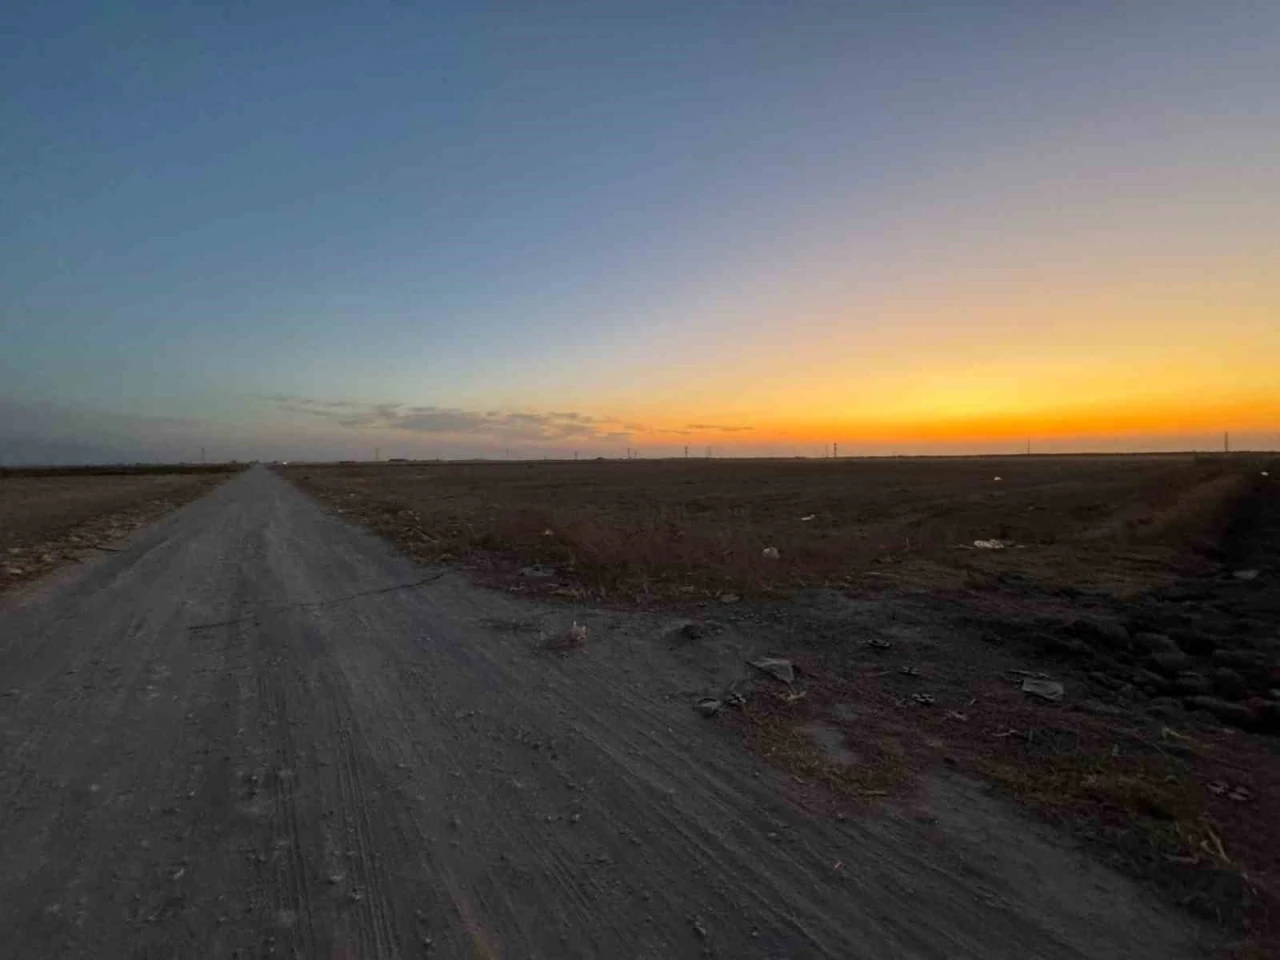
left=761, top=546, right=780, bottom=560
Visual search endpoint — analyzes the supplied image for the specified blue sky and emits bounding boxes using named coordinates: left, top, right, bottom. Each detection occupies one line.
left=3, top=1, right=1278, bottom=461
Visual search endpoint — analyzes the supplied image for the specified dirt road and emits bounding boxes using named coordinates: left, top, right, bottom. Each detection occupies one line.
left=0, top=466, right=1209, bottom=958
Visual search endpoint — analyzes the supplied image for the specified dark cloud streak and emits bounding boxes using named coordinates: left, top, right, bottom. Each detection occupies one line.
left=273, top=397, right=635, bottom=442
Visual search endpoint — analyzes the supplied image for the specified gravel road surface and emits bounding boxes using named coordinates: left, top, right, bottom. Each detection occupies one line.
left=0, top=466, right=1206, bottom=958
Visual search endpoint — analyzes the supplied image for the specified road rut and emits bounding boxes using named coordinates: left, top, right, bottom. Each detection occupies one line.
left=0, top=466, right=1206, bottom=958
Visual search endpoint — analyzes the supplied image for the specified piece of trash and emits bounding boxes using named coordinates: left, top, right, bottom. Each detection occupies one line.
left=690, top=915, right=709, bottom=940
left=749, top=657, right=795, bottom=683
left=912, top=693, right=936, bottom=706
left=1021, top=678, right=1065, bottom=702
left=946, top=710, right=968, bottom=722
left=541, top=528, right=554, bottom=536
left=1232, top=569, right=1259, bottom=581
left=800, top=514, right=816, bottom=521
left=1229, top=786, right=1253, bottom=802
left=719, top=593, right=741, bottom=604
left=779, top=689, right=807, bottom=704
left=1262, top=471, right=1270, bottom=477
left=869, top=638, right=891, bottom=650
left=899, top=665, right=920, bottom=677
left=992, top=476, right=1003, bottom=481
left=973, top=539, right=1014, bottom=550
left=761, top=546, right=780, bottom=560
left=695, top=698, right=723, bottom=717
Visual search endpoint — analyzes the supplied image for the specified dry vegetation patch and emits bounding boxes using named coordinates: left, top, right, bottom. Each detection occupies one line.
left=0, top=464, right=243, bottom=591
left=282, top=454, right=1256, bottom=601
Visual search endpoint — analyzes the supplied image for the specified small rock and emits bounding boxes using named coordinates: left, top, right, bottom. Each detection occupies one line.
left=718, top=593, right=741, bottom=604
left=1173, top=672, right=1211, bottom=696
left=1021, top=678, right=1065, bottom=702
left=761, top=547, right=780, bottom=560
left=695, top=698, right=723, bottom=717
left=912, top=692, right=936, bottom=706
left=1232, top=569, right=1260, bottom=581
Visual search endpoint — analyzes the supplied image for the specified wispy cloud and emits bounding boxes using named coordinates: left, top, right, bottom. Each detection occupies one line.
left=271, top=396, right=636, bottom=442
left=685, top=423, right=755, bottom=433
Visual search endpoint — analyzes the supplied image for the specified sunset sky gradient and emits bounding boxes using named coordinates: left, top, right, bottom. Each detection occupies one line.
left=3, top=1, right=1277, bottom=462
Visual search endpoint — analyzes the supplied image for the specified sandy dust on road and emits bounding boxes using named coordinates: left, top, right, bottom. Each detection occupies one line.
left=0, top=466, right=1212, bottom=957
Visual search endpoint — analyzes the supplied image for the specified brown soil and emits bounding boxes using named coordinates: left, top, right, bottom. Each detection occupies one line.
left=0, top=465, right=242, bottom=592
left=281, top=454, right=1256, bottom=601
left=0, top=466, right=1214, bottom=959
left=280, top=453, right=1280, bottom=953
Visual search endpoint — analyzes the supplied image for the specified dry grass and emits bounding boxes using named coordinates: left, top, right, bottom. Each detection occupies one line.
left=0, top=469, right=236, bottom=591
left=281, top=454, right=1261, bottom=601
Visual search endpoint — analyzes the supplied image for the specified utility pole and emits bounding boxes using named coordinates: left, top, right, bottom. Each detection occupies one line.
left=375, top=447, right=380, bottom=462
left=684, top=445, right=688, bottom=459
left=833, top=442, right=838, bottom=459
left=706, top=445, right=711, bottom=458
left=1224, top=431, right=1230, bottom=454
left=574, top=450, right=578, bottom=461
left=1026, top=438, right=1031, bottom=456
